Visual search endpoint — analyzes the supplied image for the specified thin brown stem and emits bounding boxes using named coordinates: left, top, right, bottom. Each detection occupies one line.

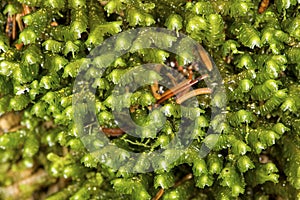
left=12, top=15, right=16, bottom=40
left=173, top=173, right=193, bottom=187
left=5, top=15, right=12, bottom=39
left=152, top=188, right=164, bottom=200
left=16, top=14, right=24, bottom=31
left=156, top=74, right=208, bottom=105
left=196, top=46, right=213, bottom=71
left=151, top=81, right=161, bottom=100
left=176, top=88, right=211, bottom=104
left=101, top=127, right=125, bottom=137
left=157, top=79, right=191, bottom=101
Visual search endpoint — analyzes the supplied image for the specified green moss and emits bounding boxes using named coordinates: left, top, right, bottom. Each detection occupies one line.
left=0, top=0, right=300, bottom=199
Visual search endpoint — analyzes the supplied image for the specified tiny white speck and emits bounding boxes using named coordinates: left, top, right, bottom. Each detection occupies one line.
left=16, top=88, right=29, bottom=95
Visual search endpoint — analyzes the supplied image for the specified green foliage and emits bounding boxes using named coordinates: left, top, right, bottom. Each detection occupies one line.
left=0, top=0, right=299, bottom=199
left=237, top=23, right=261, bottom=49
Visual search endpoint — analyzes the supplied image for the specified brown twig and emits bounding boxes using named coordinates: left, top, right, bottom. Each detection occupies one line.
left=101, top=127, right=125, bottom=137
left=152, top=188, right=164, bottom=200
left=156, top=74, right=208, bottom=105
left=195, top=46, right=213, bottom=71
left=5, top=15, right=13, bottom=39
left=176, top=88, right=212, bottom=104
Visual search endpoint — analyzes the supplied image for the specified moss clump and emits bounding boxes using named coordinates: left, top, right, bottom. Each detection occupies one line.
left=0, top=0, right=300, bottom=199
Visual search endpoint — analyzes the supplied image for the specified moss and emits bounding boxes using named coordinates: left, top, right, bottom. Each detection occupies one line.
left=0, top=0, right=300, bottom=199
